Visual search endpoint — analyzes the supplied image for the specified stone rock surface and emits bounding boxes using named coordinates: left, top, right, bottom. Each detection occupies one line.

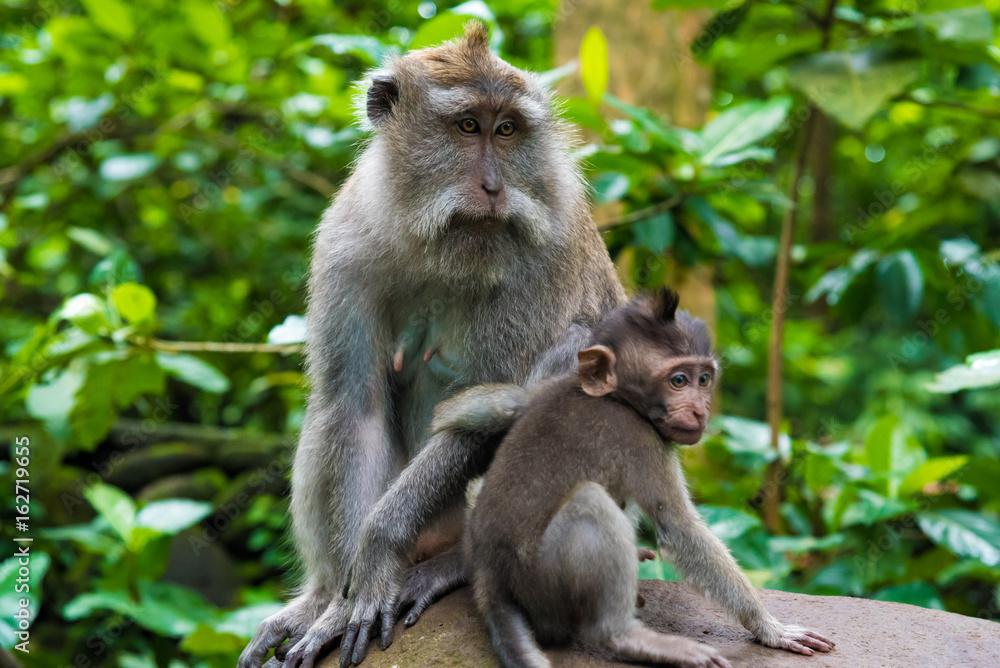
left=318, top=581, right=1000, bottom=668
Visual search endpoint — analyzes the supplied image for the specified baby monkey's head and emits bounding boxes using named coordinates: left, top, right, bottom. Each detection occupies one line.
left=578, top=288, right=718, bottom=445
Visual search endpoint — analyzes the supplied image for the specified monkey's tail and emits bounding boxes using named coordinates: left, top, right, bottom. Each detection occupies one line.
left=480, top=592, right=552, bottom=668
left=430, top=383, right=532, bottom=436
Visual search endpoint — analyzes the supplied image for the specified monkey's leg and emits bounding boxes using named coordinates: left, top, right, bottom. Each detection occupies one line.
left=530, top=483, right=730, bottom=668
left=477, top=587, right=552, bottom=668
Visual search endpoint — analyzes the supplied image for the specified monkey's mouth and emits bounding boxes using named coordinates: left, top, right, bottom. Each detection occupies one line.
left=666, top=426, right=704, bottom=445
left=447, top=211, right=509, bottom=233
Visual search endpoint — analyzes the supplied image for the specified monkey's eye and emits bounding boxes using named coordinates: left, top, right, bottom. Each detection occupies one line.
left=699, top=373, right=711, bottom=387
left=496, top=121, right=515, bottom=137
left=458, top=118, right=480, bottom=134
left=670, top=374, right=688, bottom=388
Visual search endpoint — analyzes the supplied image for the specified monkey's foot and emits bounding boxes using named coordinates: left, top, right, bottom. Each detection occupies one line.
left=238, top=590, right=335, bottom=668
left=282, top=599, right=350, bottom=668
left=399, top=545, right=467, bottom=627
left=759, top=623, right=836, bottom=656
left=610, top=626, right=731, bottom=668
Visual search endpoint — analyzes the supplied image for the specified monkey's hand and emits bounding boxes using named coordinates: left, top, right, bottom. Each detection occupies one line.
left=338, top=551, right=406, bottom=667
left=757, top=622, right=835, bottom=656
left=397, top=544, right=466, bottom=627
left=238, top=590, right=335, bottom=668
left=279, top=598, right=351, bottom=668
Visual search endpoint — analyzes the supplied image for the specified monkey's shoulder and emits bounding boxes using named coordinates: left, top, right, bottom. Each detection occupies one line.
left=513, top=378, right=661, bottom=454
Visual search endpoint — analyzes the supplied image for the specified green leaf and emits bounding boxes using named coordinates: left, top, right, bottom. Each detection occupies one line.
left=136, top=499, right=212, bottom=535
left=83, top=483, right=137, bottom=545
left=918, top=509, right=1000, bottom=567
left=602, top=94, right=686, bottom=151
left=112, top=283, right=157, bottom=324
left=409, top=14, right=472, bottom=50
left=788, top=50, right=921, bottom=129
left=591, top=172, right=630, bottom=203
left=865, top=415, right=898, bottom=496
left=699, top=505, right=763, bottom=541
left=632, top=213, right=675, bottom=254
left=691, top=3, right=750, bottom=58
left=78, top=0, right=135, bottom=40
left=181, top=0, right=231, bottom=48
left=26, top=368, right=85, bottom=440
left=900, top=456, right=970, bottom=497
left=66, top=227, right=113, bottom=255
left=157, top=353, right=231, bottom=394
left=310, top=34, right=394, bottom=64
left=58, top=293, right=110, bottom=334
left=214, top=603, right=284, bottom=638
left=638, top=553, right=681, bottom=581
left=872, top=582, right=945, bottom=610
left=99, top=154, right=160, bottom=182
left=579, top=27, right=609, bottom=103
left=877, top=250, right=924, bottom=323
left=915, top=7, right=994, bottom=45
left=698, top=97, right=791, bottom=166
left=926, top=349, right=1000, bottom=393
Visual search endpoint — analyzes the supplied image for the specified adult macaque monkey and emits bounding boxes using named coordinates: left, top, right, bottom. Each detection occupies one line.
left=467, top=289, right=835, bottom=668
left=239, top=22, right=624, bottom=668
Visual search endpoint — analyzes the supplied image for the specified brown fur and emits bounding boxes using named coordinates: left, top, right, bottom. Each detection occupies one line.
left=467, top=292, right=835, bottom=668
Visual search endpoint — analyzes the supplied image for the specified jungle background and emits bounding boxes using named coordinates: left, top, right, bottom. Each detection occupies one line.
left=2, top=0, right=1000, bottom=666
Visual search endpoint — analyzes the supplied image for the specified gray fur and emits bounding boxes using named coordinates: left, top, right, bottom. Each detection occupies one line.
left=239, top=23, right=624, bottom=668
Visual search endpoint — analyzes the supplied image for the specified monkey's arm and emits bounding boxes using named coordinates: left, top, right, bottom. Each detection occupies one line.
left=241, top=285, right=396, bottom=668
left=338, top=385, right=530, bottom=666
left=633, top=446, right=835, bottom=656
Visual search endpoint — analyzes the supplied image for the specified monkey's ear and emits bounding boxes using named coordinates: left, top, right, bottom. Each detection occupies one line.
left=578, top=345, right=617, bottom=397
left=366, top=73, right=399, bottom=127
left=652, top=287, right=680, bottom=322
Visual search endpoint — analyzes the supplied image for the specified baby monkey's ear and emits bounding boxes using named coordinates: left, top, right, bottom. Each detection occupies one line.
left=578, top=345, right=617, bottom=397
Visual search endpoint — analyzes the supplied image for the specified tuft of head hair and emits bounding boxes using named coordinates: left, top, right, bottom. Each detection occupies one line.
left=590, top=287, right=712, bottom=358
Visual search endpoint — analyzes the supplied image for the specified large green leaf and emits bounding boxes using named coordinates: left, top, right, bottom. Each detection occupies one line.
left=112, top=283, right=157, bottom=324
left=872, top=582, right=945, bottom=610
left=900, top=456, right=969, bottom=497
left=788, top=50, right=921, bottom=129
left=918, top=509, right=1000, bottom=567
left=136, top=499, right=213, bottom=535
left=78, top=0, right=135, bottom=41
left=156, top=353, right=231, bottom=394
left=83, top=483, right=137, bottom=545
left=632, top=213, right=675, bottom=254
left=698, top=97, right=791, bottom=166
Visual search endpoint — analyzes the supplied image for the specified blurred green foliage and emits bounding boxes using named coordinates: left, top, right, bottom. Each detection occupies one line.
left=1, top=0, right=999, bottom=665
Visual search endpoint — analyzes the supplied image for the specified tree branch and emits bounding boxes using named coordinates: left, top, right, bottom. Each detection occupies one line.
left=129, top=336, right=302, bottom=355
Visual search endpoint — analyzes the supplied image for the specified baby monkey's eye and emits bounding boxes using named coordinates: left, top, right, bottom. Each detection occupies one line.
left=670, top=374, right=688, bottom=388
left=496, top=121, right=515, bottom=137
left=458, top=118, right=480, bottom=134
left=698, top=373, right=711, bottom=387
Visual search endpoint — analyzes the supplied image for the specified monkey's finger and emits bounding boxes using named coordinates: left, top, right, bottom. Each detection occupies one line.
left=798, top=633, right=834, bottom=652
left=351, top=618, right=375, bottom=665
left=339, top=625, right=359, bottom=668
left=785, top=641, right=814, bottom=655
left=637, top=547, right=656, bottom=562
left=379, top=606, right=396, bottom=650
left=804, top=630, right=835, bottom=647
left=239, top=625, right=290, bottom=668
left=274, top=632, right=305, bottom=661
left=403, top=592, right=435, bottom=627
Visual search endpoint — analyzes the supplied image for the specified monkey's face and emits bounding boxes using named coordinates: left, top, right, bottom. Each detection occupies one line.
left=647, top=356, right=717, bottom=445
left=362, top=26, right=575, bottom=264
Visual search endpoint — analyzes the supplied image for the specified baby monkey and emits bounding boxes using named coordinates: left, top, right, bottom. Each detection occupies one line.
left=465, top=289, right=834, bottom=668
